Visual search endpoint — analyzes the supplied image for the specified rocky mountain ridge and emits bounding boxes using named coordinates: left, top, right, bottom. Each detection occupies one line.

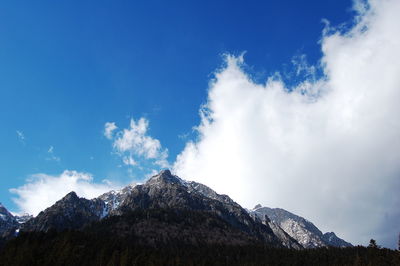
left=0, top=203, right=18, bottom=239
left=21, top=192, right=105, bottom=232
left=0, top=170, right=351, bottom=249
left=249, top=205, right=352, bottom=248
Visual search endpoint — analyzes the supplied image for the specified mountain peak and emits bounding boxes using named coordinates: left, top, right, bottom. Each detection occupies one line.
left=159, top=169, right=172, bottom=176
left=63, top=191, right=79, bottom=201
left=254, top=204, right=262, bottom=209
left=147, top=169, right=181, bottom=185
left=322, top=232, right=352, bottom=247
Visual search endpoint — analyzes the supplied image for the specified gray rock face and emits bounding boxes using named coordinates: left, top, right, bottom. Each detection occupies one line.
left=14, top=213, right=33, bottom=224
left=250, top=205, right=352, bottom=248
left=98, top=184, right=136, bottom=216
left=0, top=203, right=18, bottom=238
left=322, top=232, right=353, bottom=247
left=21, top=192, right=105, bottom=232
left=185, top=180, right=236, bottom=205
left=249, top=212, right=302, bottom=249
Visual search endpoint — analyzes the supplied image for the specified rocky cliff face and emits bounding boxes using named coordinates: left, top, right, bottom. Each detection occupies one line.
left=21, top=192, right=105, bottom=232
left=0, top=203, right=18, bottom=239
left=249, top=205, right=352, bottom=248
left=97, top=184, right=136, bottom=215
left=14, top=213, right=33, bottom=224
left=248, top=211, right=302, bottom=249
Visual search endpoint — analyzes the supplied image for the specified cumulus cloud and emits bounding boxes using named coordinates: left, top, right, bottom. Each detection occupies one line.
left=174, top=0, right=400, bottom=248
left=106, top=118, right=169, bottom=169
left=10, top=170, right=119, bottom=216
left=104, top=122, right=118, bottom=139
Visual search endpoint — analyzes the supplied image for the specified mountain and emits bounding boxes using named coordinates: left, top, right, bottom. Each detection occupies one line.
left=14, top=213, right=33, bottom=224
left=14, top=170, right=299, bottom=248
left=21, top=192, right=105, bottom=232
left=249, top=205, right=352, bottom=248
left=97, top=184, right=136, bottom=215
left=1, top=170, right=351, bottom=250
left=248, top=211, right=301, bottom=249
left=322, top=231, right=353, bottom=247
left=0, top=203, right=18, bottom=239
left=0, top=171, right=394, bottom=265
left=109, top=170, right=302, bottom=248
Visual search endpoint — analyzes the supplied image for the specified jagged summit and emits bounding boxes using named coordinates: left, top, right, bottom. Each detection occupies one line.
left=254, top=204, right=262, bottom=209
left=62, top=191, right=79, bottom=201
left=21, top=191, right=105, bottom=232
left=158, top=169, right=172, bottom=176
left=322, top=232, right=352, bottom=247
left=14, top=213, right=33, bottom=224
left=146, top=169, right=181, bottom=185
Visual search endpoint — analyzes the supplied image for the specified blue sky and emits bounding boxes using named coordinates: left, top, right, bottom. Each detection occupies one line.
left=0, top=0, right=352, bottom=209
left=2, top=0, right=400, bottom=248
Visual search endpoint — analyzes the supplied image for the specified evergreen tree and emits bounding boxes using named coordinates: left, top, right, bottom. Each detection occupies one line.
left=368, top=239, right=378, bottom=248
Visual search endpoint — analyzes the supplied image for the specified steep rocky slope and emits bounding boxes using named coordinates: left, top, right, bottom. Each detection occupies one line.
left=21, top=192, right=105, bottom=232
left=250, top=205, right=352, bottom=248
left=0, top=203, right=18, bottom=239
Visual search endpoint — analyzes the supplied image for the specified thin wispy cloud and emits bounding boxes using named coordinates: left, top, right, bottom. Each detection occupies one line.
left=16, top=130, right=25, bottom=144
left=45, top=145, right=61, bottom=162
left=123, top=156, right=137, bottom=166
left=174, top=0, right=400, bottom=248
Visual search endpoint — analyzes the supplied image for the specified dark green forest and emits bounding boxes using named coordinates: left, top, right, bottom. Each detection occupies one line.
left=0, top=231, right=399, bottom=266
left=0, top=209, right=399, bottom=266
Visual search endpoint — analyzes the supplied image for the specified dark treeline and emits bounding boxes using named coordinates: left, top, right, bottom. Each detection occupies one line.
left=1, top=209, right=399, bottom=265
left=0, top=230, right=399, bottom=266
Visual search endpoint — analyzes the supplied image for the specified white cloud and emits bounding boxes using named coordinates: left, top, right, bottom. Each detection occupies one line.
left=106, top=118, right=169, bottom=169
left=174, top=0, right=400, bottom=248
left=10, top=170, right=119, bottom=216
left=46, top=145, right=61, bottom=162
left=104, top=122, right=118, bottom=139
left=123, top=156, right=137, bottom=166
